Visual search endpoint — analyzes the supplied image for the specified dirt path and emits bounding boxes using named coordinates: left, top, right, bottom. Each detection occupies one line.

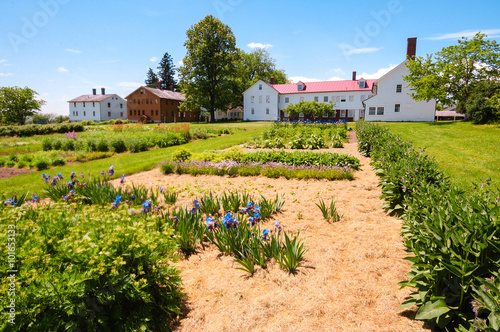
left=112, top=130, right=427, bottom=332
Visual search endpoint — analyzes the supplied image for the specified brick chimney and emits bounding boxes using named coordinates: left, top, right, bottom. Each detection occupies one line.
left=407, top=37, right=417, bottom=59
left=101, top=88, right=105, bottom=95
left=169, top=85, right=174, bottom=91
left=157, top=81, right=161, bottom=89
left=352, top=71, right=357, bottom=81
left=270, top=77, right=275, bottom=85
left=92, top=88, right=96, bottom=95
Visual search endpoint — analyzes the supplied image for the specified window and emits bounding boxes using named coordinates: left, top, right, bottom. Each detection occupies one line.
left=93, top=111, right=95, bottom=116
left=134, top=110, right=136, bottom=115
left=300, top=97, right=304, bottom=102
left=396, top=84, right=402, bottom=93
left=259, top=84, right=262, bottom=90
left=142, top=110, right=145, bottom=115
left=335, top=96, right=340, bottom=103
left=324, top=96, right=329, bottom=102
left=156, top=99, right=158, bottom=104
left=108, top=103, right=111, bottom=108
left=146, top=99, right=149, bottom=104
left=348, top=110, right=354, bottom=118
left=266, top=95, right=270, bottom=103
left=285, top=97, right=289, bottom=103
left=92, top=102, right=95, bottom=107
left=83, top=102, right=85, bottom=107
left=395, top=104, right=401, bottom=113
left=141, top=89, right=145, bottom=94
left=358, top=80, right=366, bottom=88
left=341, top=96, right=346, bottom=102
left=297, top=83, right=304, bottom=91
left=76, top=111, right=78, bottom=116
left=314, top=96, right=319, bottom=102
left=251, top=96, right=255, bottom=103
left=349, top=95, right=354, bottom=102
left=259, top=96, right=263, bottom=103
left=108, top=112, right=111, bottom=117
left=72, top=111, right=75, bottom=116
left=83, top=111, right=86, bottom=116
left=266, top=108, right=269, bottom=115
left=120, top=112, right=123, bottom=117
left=340, top=110, right=346, bottom=118
left=368, top=107, right=376, bottom=115
left=120, top=104, right=123, bottom=109
left=73, top=102, right=76, bottom=107
left=130, top=110, right=132, bottom=116
left=251, top=108, right=254, bottom=114
left=151, top=110, right=154, bottom=116
left=377, top=107, right=384, bottom=115
left=156, top=110, right=158, bottom=116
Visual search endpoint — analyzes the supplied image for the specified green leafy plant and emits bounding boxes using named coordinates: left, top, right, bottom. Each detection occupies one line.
left=277, top=231, right=308, bottom=273
left=315, top=198, right=343, bottom=222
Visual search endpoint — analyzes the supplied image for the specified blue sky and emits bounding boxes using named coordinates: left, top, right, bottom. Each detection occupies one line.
left=1, top=0, right=500, bottom=116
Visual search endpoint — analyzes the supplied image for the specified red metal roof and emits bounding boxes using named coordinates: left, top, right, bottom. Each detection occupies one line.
left=142, top=87, right=185, bottom=101
left=272, top=80, right=376, bottom=94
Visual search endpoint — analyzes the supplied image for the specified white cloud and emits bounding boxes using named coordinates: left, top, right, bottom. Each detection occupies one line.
left=328, top=76, right=344, bottom=81
left=425, top=29, right=500, bottom=40
left=0, top=59, right=6, bottom=64
left=177, top=60, right=183, bottom=66
left=359, top=64, right=398, bottom=79
left=58, top=67, right=68, bottom=72
left=118, top=82, right=142, bottom=89
left=248, top=42, right=273, bottom=49
left=339, top=43, right=382, bottom=55
left=65, top=48, right=82, bottom=54
left=150, top=57, right=158, bottom=62
left=0, top=72, right=13, bottom=77
left=289, top=76, right=321, bottom=83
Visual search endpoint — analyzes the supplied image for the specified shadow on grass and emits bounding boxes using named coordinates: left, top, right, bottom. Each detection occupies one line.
left=399, top=308, right=439, bottom=331
left=427, top=121, right=460, bottom=126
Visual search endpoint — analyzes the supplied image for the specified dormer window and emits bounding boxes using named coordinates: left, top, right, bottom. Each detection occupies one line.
left=259, top=84, right=262, bottom=90
left=297, top=81, right=305, bottom=91
left=358, top=78, right=366, bottom=89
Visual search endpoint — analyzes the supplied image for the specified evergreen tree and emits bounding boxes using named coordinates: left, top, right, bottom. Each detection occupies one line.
left=157, top=53, right=177, bottom=90
left=145, top=68, right=159, bottom=88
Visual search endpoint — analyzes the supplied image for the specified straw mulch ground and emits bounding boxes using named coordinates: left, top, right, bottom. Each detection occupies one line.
left=112, top=131, right=431, bottom=332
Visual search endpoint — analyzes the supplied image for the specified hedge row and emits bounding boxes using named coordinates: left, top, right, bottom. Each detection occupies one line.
left=356, top=120, right=500, bottom=331
left=0, top=123, right=84, bottom=137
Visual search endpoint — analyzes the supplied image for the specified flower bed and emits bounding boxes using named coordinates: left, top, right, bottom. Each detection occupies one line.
left=356, top=120, right=500, bottom=331
left=160, top=160, right=355, bottom=180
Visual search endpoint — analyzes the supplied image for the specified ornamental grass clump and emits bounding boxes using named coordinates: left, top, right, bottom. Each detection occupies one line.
left=315, top=198, right=343, bottom=222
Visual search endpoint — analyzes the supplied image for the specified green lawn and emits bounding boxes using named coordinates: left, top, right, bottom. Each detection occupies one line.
left=380, top=121, right=500, bottom=190
left=0, top=127, right=267, bottom=198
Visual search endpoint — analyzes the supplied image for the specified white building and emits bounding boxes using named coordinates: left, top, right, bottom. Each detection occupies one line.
left=243, top=75, right=375, bottom=122
left=243, top=37, right=435, bottom=122
left=68, top=88, right=127, bottom=122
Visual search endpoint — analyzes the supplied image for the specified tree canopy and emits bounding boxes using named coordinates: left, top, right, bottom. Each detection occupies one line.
left=465, top=80, right=500, bottom=123
left=404, top=32, right=500, bottom=113
left=282, top=100, right=334, bottom=118
left=178, top=15, right=240, bottom=121
left=0, top=86, right=46, bottom=125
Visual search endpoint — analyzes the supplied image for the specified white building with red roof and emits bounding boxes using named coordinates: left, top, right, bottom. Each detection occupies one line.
left=68, top=88, right=127, bottom=122
left=243, top=74, right=375, bottom=122
left=243, top=38, right=436, bottom=122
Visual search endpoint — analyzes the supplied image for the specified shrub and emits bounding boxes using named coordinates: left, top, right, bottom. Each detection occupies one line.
left=63, top=139, right=75, bottom=151
left=97, top=138, right=109, bottom=152
left=17, top=160, right=28, bottom=168
left=51, top=157, right=66, bottom=166
left=33, top=158, right=50, bottom=171
left=110, top=138, right=127, bottom=153
left=221, top=146, right=244, bottom=161
left=41, top=138, right=53, bottom=151
left=160, top=161, right=175, bottom=174
left=173, top=148, right=192, bottom=161
left=5, top=160, right=15, bottom=167
left=52, top=139, right=63, bottom=150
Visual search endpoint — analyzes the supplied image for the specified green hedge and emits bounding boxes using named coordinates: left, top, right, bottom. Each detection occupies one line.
left=0, top=123, right=84, bottom=137
left=356, top=120, right=500, bottom=331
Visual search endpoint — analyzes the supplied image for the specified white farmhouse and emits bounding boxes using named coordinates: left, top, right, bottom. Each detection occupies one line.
left=68, top=88, right=127, bottom=122
left=243, top=38, right=435, bottom=122
left=243, top=75, right=375, bottom=122
left=363, top=38, right=435, bottom=122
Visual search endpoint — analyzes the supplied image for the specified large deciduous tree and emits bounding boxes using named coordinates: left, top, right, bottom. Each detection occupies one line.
left=234, top=48, right=288, bottom=103
left=404, top=32, right=500, bottom=113
left=145, top=68, right=159, bottom=88
left=465, top=80, right=500, bottom=123
left=0, top=86, right=46, bottom=125
left=157, top=52, right=178, bottom=90
left=178, top=15, right=240, bottom=122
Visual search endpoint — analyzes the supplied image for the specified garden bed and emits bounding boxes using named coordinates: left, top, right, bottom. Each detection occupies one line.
left=106, top=131, right=429, bottom=331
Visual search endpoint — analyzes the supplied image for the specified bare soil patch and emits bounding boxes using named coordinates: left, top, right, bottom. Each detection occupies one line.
left=111, top=130, right=428, bottom=332
left=0, top=167, right=33, bottom=179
